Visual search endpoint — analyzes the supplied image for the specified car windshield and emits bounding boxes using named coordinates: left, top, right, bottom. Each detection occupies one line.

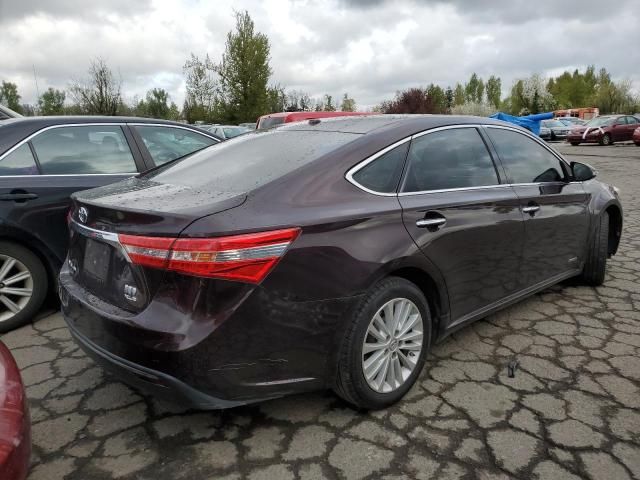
left=543, top=120, right=565, bottom=128
left=586, top=117, right=615, bottom=127
left=223, top=126, right=250, bottom=138
left=257, top=116, right=286, bottom=129
left=144, top=129, right=359, bottom=194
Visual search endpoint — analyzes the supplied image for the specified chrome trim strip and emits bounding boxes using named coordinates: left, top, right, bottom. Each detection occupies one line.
left=0, top=121, right=220, bottom=165
left=397, top=184, right=512, bottom=196
left=69, top=219, right=120, bottom=244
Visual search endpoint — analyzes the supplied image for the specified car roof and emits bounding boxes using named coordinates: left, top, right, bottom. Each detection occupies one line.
left=279, top=114, right=519, bottom=136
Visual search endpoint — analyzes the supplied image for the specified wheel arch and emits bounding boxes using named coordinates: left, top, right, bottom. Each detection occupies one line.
left=604, top=204, right=622, bottom=256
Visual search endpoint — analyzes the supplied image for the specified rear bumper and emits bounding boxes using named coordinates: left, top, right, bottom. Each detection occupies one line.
left=59, top=268, right=360, bottom=408
left=66, top=320, right=249, bottom=409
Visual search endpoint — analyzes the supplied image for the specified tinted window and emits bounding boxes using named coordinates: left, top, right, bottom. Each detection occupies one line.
left=32, top=125, right=136, bottom=174
left=135, top=126, right=217, bottom=165
left=0, top=144, right=39, bottom=176
left=352, top=142, right=409, bottom=193
left=487, top=128, right=566, bottom=184
left=146, top=130, right=358, bottom=193
left=402, top=128, right=499, bottom=192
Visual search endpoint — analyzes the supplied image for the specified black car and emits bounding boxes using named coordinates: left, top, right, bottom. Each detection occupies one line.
left=0, top=116, right=220, bottom=331
left=59, top=115, right=622, bottom=410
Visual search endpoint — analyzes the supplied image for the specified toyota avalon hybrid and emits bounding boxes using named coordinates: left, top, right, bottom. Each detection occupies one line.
left=60, top=115, right=623, bottom=410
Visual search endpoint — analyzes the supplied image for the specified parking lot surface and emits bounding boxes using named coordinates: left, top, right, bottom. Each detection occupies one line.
left=3, top=143, right=639, bottom=480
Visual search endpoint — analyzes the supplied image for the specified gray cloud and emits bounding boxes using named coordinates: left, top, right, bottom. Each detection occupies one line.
left=1, top=0, right=638, bottom=110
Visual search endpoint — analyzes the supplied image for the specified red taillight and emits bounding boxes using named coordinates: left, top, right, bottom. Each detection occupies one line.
left=118, top=228, right=300, bottom=283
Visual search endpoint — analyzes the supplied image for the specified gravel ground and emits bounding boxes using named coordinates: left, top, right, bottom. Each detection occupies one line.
left=2, top=142, right=639, bottom=480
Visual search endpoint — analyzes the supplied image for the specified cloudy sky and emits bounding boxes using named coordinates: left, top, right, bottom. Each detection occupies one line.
left=1, top=0, right=639, bottom=109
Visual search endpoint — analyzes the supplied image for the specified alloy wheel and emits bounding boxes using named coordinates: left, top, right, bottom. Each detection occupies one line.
left=361, top=298, right=424, bottom=393
left=0, top=254, right=33, bottom=323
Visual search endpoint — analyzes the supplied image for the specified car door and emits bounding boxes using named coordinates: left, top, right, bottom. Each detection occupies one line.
left=398, top=126, right=526, bottom=323
left=129, top=124, right=219, bottom=168
left=0, top=124, right=145, bottom=264
left=610, top=117, right=627, bottom=142
left=484, top=126, right=590, bottom=288
left=624, top=116, right=639, bottom=141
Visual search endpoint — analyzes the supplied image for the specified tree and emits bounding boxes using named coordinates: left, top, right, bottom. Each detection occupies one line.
left=168, top=102, right=181, bottom=121
left=0, top=81, right=23, bottom=113
left=216, top=10, right=272, bottom=123
left=465, top=73, right=481, bottom=102
left=145, top=88, right=170, bottom=119
left=485, top=76, right=501, bottom=109
left=266, top=84, right=286, bottom=113
left=507, top=74, right=555, bottom=115
left=451, top=101, right=495, bottom=116
left=340, top=93, right=356, bottom=112
left=183, top=53, right=217, bottom=123
left=378, top=88, right=435, bottom=114
left=69, top=58, right=121, bottom=115
left=426, top=84, right=447, bottom=113
left=454, top=83, right=465, bottom=106
left=445, top=86, right=454, bottom=111
left=38, top=87, right=66, bottom=115
left=322, top=94, right=336, bottom=111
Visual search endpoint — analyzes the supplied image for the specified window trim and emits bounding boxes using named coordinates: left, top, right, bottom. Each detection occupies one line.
left=0, top=122, right=220, bottom=177
left=346, top=123, right=576, bottom=197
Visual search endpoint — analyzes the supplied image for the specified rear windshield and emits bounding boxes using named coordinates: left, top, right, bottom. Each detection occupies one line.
left=145, top=129, right=359, bottom=192
left=257, top=116, right=286, bottom=129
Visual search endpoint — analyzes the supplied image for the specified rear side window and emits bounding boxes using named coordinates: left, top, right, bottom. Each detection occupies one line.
left=352, top=142, right=409, bottom=193
left=147, top=130, right=358, bottom=193
left=134, top=126, right=217, bottom=166
left=402, top=128, right=499, bottom=193
left=31, top=125, right=137, bottom=174
left=626, top=116, right=638, bottom=124
left=0, top=144, right=39, bottom=176
left=486, top=128, right=566, bottom=184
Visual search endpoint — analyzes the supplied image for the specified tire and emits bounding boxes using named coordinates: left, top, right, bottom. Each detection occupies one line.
left=634, top=142, right=640, bottom=147
left=0, top=242, right=48, bottom=333
left=581, top=212, right=609, bottom=286
left=600, top=133, right=612, bottom=146
left=570, top=142, right=580, bottom=146
left=333, top=277, right=432, bottom=410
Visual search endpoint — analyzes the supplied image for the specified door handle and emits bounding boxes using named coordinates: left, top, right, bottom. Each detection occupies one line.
left=416, top=217, right=447, bottom=229
left=0, top=193, right=39, bottom=201
left=522, top=205, right=540, bottom=215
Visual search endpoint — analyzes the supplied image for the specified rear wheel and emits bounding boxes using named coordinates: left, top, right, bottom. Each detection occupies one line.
left=581, top=212, right=609, bottom=286
left=334, top=277, right=431, bottom=410
left=634, top=142, right=640, bottom=146
left=0, top=242, right=48, bottom=332
left=570, top=142, right=580, bottom=146
left=600, top=133, right=612, bottom=146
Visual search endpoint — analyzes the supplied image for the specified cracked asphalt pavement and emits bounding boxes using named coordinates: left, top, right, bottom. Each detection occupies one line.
left=2, top=143, right=639, bottom=480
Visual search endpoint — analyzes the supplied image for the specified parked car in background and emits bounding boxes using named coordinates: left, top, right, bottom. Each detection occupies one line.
left=541, top=119, right=571, bottom=141
left=0, top=340, right=30, bottom=480
left=567, top=115, right=640, bottom=145
left=257, top=111, right=370, bottom=129
left=239, top=122, right=257, bottom=130
left=0, top=105, right=22, bottom=121
left=557, top=117, right=586, bottom=127
left=539, top=125, right=552, bottom=140
left=60, top=115, right=622, bottom=411
left=0, top=116, right=220, bottom=331
left=633, top=126, right=640, bottom=146
left=207, top=125, right=251, bottom=139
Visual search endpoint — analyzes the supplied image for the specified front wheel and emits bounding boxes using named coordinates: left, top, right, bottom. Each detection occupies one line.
left=581, top=212, right=609, bottom=286
left=570, top=142, right=580, bottom=146
left=0, top=242, right=48, bottom=333
left=334, top=277, right=431, bottom=410
left=600, top=133, right=612, bottom=146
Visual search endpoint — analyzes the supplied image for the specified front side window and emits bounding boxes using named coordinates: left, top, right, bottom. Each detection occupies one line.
left=352, top=142, right=409, bottom=193
left=135, top=126, right=217, bottom=166
left=487, top=128, right=566, bottom=184
left=402, top=128, right=499, bottom=193
left=0, top=144, right=39, bottom=176
left=31, top=125, right=137, bottom=174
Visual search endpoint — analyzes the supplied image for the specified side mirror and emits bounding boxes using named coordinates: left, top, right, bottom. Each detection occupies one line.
left=571, top=161, right=597, bottom=181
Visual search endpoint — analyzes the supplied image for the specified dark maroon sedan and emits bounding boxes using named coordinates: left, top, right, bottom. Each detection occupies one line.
left=567, top=114, right=640, bottom=145
left=60, top=116, right=623, bottom=410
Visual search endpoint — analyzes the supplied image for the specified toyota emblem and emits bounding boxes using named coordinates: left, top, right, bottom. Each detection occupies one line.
left=78, top=207, right=88, bottom=224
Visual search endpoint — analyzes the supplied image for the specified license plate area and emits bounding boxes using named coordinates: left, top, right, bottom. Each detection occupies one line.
left=83, top=239, right=111, bottom=282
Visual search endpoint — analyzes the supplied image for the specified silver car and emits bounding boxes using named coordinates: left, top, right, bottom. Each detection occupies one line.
left=541, top=119, right=571, bottom=141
